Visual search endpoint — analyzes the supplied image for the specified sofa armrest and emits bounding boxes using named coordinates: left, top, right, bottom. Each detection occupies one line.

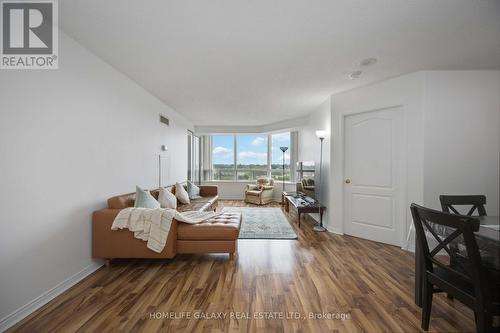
left=261, top=188, right=274, bottom=201
left=200, top=185, right=218, bottom=197
left=92, top=208, right=177, bottom=259
left=93, top=208, right=121, bottom=225
left=262, top=186, right=274, bottom=191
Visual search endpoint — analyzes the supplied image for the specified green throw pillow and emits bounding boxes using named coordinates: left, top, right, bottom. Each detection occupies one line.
left=134, top=186, right=160, bottom=208
left=187, top=181, right=201, bottom=199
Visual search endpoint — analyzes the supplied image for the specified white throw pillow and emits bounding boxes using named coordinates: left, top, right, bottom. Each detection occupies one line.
left=175, top=182, right=190, bottom=204
left=158, top=187, right=177, bottom=209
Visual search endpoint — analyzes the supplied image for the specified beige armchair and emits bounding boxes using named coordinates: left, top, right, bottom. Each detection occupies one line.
left=244, top=178, right=274, bottom=205
left=296, top=177, right=315, bottom=197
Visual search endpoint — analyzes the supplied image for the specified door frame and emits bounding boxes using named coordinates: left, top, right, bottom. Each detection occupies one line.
left=337, top=105, right=408, bottom=248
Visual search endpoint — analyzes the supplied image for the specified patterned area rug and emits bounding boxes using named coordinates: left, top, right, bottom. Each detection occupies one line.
left=222, top=207, right=298, bottom=239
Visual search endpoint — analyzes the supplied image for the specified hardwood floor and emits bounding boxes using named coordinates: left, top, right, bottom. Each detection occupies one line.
left=8, top=200, right=475, bottom=333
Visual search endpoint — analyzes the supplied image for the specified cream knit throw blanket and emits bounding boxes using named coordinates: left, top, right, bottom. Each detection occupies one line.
left=111, top=208, right=218, bottom=253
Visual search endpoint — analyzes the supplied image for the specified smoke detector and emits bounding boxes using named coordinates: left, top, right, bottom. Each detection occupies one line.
left=348, top=70, right=362, bottom=80
left=360, top=58, right=377, bottom=66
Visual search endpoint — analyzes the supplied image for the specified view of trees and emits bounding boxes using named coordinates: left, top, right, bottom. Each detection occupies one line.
left=212, top=133, right=291, bottom=181
left=212, top=164, right=291, bottom=181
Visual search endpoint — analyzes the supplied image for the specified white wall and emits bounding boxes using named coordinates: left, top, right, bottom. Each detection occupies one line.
left=195, top=115, right=309, bottom=134
left=203, top=181, right=296, bottom=201
left=202, top=182, right=248, bottom=200
left=422, top=71, right=500, bottom=215
left=203, top=101, right=332, bottom=207
left=329, top=70, right=500, bottom=248
left=0, top=32, right=192, bottom=328
left=330, top=72, right=425, bottom=237
left=297, top=98, right=332, bottom=225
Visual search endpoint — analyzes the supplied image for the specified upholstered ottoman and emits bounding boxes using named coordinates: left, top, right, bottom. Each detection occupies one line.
left=176, top=212, right=242, bottom=258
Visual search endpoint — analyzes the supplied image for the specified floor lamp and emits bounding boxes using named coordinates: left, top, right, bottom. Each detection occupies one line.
left=313, top=130, right=327, bottom=232
left=279, top=146, right=288, bottom=193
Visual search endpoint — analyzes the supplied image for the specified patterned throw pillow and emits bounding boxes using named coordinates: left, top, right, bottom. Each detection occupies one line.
left=187, top=181, right=201, bottom=199
left=134, top=186, right=160, bottom=208
left=158, top=187, right=177, bottom=209
left=175, top=182, right=190, bottom=204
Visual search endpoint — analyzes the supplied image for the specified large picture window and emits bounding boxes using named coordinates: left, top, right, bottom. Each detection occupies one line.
left=236, top=135, right=268, bottom=180
left=210, top=132, right=295, bottom=182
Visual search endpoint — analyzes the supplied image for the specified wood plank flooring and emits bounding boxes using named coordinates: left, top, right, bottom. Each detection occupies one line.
left=8, top=200, right=475, bottom=333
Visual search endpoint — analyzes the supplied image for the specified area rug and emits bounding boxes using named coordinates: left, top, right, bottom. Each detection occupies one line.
left=222, top=207, right=298, bottom=239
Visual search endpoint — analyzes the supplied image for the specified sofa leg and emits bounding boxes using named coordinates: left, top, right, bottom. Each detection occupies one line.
left=105, top=258, right=111, bottom=267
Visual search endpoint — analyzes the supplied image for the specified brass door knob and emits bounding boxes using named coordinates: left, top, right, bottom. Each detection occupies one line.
left=345, top=178, right=351, bottom=184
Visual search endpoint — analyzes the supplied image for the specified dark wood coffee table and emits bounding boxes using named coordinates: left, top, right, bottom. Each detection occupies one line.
left=284, top=195, right=326, bottom=228
left=281, top=191, right=300, bottom=205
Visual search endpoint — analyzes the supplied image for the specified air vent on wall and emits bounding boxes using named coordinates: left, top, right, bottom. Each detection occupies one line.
left=160, top=115, right=170, bottom=126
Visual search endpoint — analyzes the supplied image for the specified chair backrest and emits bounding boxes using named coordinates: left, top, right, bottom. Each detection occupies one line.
left=256, top=177, right=274, bottom=186
left=410, top=204, right=488, bottom=299
left=440, top=195, right=487, bottom=216
left=301, top=178, right=314, bottom=186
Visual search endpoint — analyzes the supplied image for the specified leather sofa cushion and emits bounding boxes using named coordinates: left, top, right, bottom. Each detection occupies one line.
left=177, top=212, right=242, bottom=240
left=108, top=192, right=136, bottom=209
left=199, top=185, right=218, bottom=197
left=107, top=186, right=173, bottom=209
left=194, top=195, right=218, bottom=205
left=108, top=191, right=218, bottom=211
left=176, top=196, right=218, bottom=212
left=177, top=201, right=211, bottom=212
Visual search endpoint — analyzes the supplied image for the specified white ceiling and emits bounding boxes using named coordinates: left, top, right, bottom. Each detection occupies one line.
left=60, top=0, right=500, bottom=126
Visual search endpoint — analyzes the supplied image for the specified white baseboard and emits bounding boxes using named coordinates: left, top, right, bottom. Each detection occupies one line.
left=403, top=241, right=416, bottom=252
left=327, top=228, right=343, bottom=235
left=0, top=261, right=103, bottom=332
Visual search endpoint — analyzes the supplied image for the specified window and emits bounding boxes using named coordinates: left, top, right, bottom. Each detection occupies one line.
left=236, top=135, right=268, bottom=180
left=187, top=131, right=200, bottom=183
left=271, top=132, right=291, bottom=181
left=212, top=135, right=235, bottom=180
left=210, top=132, right=295, bottom=181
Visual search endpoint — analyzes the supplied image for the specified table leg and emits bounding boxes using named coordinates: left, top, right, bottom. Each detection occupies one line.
left=320, top=209, right=324, bottom=226
left=298, top=211, right=301, bottom=228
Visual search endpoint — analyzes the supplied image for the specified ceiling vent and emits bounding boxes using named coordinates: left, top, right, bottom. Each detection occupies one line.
left=159, top=115, right=170, bottom=126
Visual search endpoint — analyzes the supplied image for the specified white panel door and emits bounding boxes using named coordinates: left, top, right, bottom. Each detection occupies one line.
left=343, top=108, right=402, bottom=246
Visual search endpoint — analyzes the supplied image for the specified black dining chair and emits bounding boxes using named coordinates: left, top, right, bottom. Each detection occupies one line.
left=440, top=195, right=487, bottom=216
left=410, top=203, right=499, bottom=332
left=440, top=195, right=488, bottom=300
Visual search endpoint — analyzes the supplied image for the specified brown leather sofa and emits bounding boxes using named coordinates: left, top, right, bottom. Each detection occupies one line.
left=92, top=184, right=241, bottom=264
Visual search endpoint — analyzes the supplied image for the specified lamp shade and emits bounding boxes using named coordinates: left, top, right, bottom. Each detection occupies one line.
left=279, top=146, right=288, bottom=152
left=315, top=130, right=327, bottom=139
